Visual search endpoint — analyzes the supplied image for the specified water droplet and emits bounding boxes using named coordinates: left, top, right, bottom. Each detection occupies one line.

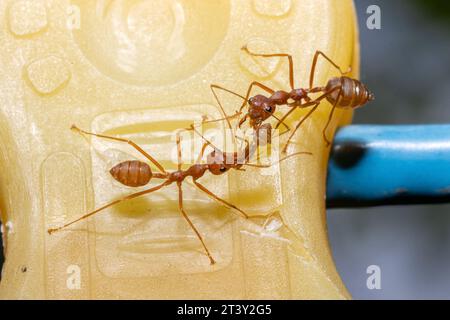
left=239, top=39, right=281, bottom=79
left=25, top=56, right=71, bottom=95
left=8, top=0, right=48, bottom=37
left=252, top=0, right=292, bottom=17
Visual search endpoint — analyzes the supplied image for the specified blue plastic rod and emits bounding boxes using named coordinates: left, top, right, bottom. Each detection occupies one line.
left=326, top=125, right=450, bottom=208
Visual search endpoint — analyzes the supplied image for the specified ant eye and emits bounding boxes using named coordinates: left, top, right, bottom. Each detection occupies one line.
left=248, top=98, right=253, bottom=104
left=219, top=166, right=227, bottom=172
left=264, top=106, right=273, bottom=113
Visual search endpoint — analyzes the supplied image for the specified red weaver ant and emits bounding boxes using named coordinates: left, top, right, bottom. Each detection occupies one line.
left=218, top=46, right=374, bottom=152
left=48, top=123, right=310, bottom=264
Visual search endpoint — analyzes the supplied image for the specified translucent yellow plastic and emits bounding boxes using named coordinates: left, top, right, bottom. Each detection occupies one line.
left=0, top=0, right=358, bottom=299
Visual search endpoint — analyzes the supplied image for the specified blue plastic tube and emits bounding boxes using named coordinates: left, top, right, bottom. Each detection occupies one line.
left=327, top=125, right=450, bottom=208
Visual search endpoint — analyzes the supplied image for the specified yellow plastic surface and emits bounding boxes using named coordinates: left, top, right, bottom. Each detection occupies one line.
left=0, top=0, right=358, bottom=299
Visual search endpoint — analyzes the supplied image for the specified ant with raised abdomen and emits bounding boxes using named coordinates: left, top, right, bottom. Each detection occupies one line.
left=48, top=122, right=310, bottom=265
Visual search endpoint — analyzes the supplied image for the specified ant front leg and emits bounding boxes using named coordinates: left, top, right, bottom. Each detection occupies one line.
left=282, top=102, right=320, bottom=154
left=241, top=45, right=296, bottom=90
left=186, top=120, right=222, bottom=160
left=243, top=151, right=312, bottom=168
left=309, top=51, right=352, bottom=89
left=193, top=180, right=249, bottom=219
left=71, top=125, right=167, bottom=175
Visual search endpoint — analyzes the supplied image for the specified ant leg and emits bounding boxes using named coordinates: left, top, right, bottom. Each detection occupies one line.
left=281, top=85, right=343, bottom=152
left=233, top=135, right=252, bottom=168
left=243, top=151, right=312, bottom=168
left=239, top=81, right=275, bottom=113
left=71, top=125, right=167, bottom=175
left=195, top=142, right=210, bottom=164
left=189, top=123, right=221, bottom=153
left=322, top=88, right=343, bottom=147
left=269, top=113, right=290, bottom=132
left=274, top=106, right=296, bottom=130
left=177, top=183, right=215, bottom=265
left=242, top=45, right=295, bottom=90
left=211, top=84, right=246, bottom=101
left=282, top=103, right=320, bottom=154
left=48, top=181, right=169, bottom=234
left=309, top=51, right=352, bottom=89
left=210, top=84, right=246, bottom=131
left=193, top=180, right=248, bottom=219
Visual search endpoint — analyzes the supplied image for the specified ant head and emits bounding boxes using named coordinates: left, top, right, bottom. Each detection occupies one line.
left=206, top=150, right=231, bottom=175
left=248, top=95, right=276, bottom=122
